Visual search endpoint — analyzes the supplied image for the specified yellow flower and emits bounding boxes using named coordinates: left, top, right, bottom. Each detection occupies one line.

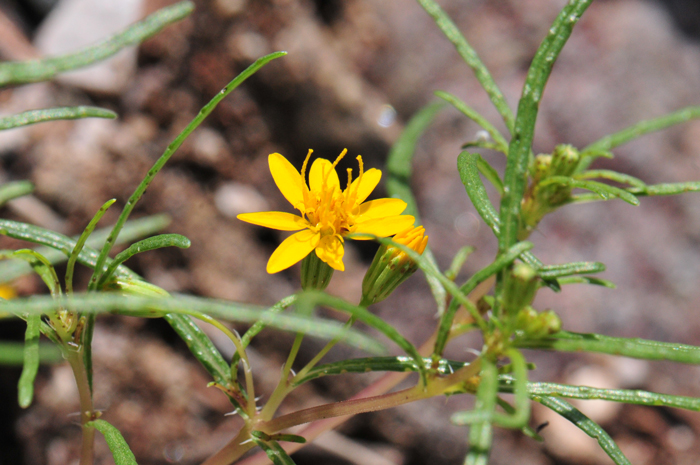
left=238, top=149, right=415, bottom=273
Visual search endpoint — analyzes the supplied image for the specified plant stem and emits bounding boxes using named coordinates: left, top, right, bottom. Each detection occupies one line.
left=260, top=359, right=482, bottom=434
left=260, top=333, right=304, bottom=420
left=64, top=344, right=96, bottom=465
left=200, top=424, right=255, bottom=465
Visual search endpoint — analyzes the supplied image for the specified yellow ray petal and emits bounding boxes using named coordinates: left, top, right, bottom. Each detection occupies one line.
left=348, top=168, right=381, bottom=205
left=269, top=153, right=306, bottom=210
left=356, top=198, right=407, bottom=221
left=352, top=215, right=416, bottom=239
left=315, top=235, right=345, bottom=271
left=267, top=229, right=320, bottom=273
left=309, top=158, right=340, bottom=193
left=237, top=211, right=308, bottom=231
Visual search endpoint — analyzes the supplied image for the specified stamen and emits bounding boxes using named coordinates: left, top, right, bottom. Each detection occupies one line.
left=346, top=168, right=353, bottom=190
left=300, top=149, right=313, bottom=206
left=300, top=149, right=313, bottom=181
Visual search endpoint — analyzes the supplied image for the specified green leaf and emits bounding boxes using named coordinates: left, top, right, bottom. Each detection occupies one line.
left=416, top=0, right=515, bottom=133
left=66, top=199, right=116, bottom=295
left=580, top=105, right=700, bottom=171
left=516, top=331, right=700, bottom=364
left=385, top=100, right=447, bottom=316
left=0, top=341, right=62, bottom=365
left=163, top=313, right=231, bottom=386
left=539, top=176, right=639, bottom=205
left=0, top=293, right=385, bottom=354
left=574, top=169, right=646, bottom=189
left=0, top=215, right=169, bottom=283
left=476, top=154, right=505, bottom=195
left=0, top=181, right=34, bottom=206
left=0, top=218, right=141, bottom=281
left=516, top=381, right=700, bottom=411
left=293, top=356, right=470, bottom=386
left=435, top=91, right=509, bottom=154
left=537, top=261, right=605, bottom=279
left=0, top=1, right=195, bottom=87
left=548, top=276, right=616, bottom=288
left=630, top=181, right=700, bottom=196
left=250, top=438, right=297, bottom=465
left=86, top=419, right=137, bottom=465
left=0, top=107, right=116, bottom=131
left=462, top=358, right=497, bottom=465
left=98, top=233, right=190, bottom=287
left=444, top=246, right=475, bottom=281
left=90, top=50, right=286, bottom=291
left=499, top=0, right=593, bottom=255
left=534, top=396, right=631, bottom=465
left=5, top=250, right=62, bottom=297
left=456, top=152, right=545, bottom=274
left=18, top=314, right=40, bottom=408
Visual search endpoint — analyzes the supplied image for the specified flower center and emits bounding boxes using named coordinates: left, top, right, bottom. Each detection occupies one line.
left=300, top=151, right=364, bottom=239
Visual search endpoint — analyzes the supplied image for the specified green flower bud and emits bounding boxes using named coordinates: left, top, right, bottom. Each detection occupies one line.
left=503, top=263, right=539, bottom=317
left=361, top=226, right=428, bottom=305
left=550, top=144, right=579, bottom=177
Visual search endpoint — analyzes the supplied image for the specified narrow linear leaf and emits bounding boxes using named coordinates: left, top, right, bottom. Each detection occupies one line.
left=7, top=250, right=62, bottom=297
left=580, top=105, right=700, bottom=171
left=0, top=341, right=62, bottom=365
left=463, top=358, right=497, bottom=465
left=293, top=356, right=470, bottom=387
left=90, top=50, right=286, bottom=291
left=66, top=199, right=116, bottom=295
left=575, top=170, right=646, bottom=188
left=0, top=1, right=195, bottom=86
left=386, top=100, right=446, bottom=315
left=547, top=276, right=616, bottom=289
left=435, top=91, right=509, bottom=153
left=86, top=419, right=137, bottom=465
left=516, top=331, right=700, bottom=364
left=0, top=218, right=141, bottom=281
left=476, top=154, right=505, bottom=195
left=0, top=107, right=116, bottom=131
left=0, top=181, right=34, bottom=206
left=416, top=0, right=515, bottom=132
left=539, top=176, right=639, bottom=205
left=537, top=261, right=605, bottom=279
left=534, top=396, right=631, bottom=465
left=499, top=0, right=593, bottom=254
left=99, top=233, right=191, bottom=287
left=630, top=182, right=700, bottom=197
left=0, top=293, right=385, bottom=354
left=163, top=313, right=231, bottom=386
left=513, top=381, right=700, bottom=411
left=444, top=246, right=475, bottom=281
left=18, top=314, right=40, bottom=408
left=250, top=438, right=297, bottom=465
left=457, top=152, right=545, bottom=273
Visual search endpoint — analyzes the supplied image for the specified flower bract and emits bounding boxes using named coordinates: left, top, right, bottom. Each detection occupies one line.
left=238, top=149, right=415, bottom=273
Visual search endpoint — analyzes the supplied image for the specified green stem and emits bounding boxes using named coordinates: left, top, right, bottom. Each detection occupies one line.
left=64, top=344, right=96, bottom=465
left=261, top=333, right=304, bottom=420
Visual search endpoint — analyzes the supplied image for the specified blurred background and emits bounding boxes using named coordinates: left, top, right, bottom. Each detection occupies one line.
left=2, top=0, right=700, bottom=463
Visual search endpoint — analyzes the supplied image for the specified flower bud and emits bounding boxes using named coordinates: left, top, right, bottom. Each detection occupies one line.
left=361, top=226, right=428, bottom=305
